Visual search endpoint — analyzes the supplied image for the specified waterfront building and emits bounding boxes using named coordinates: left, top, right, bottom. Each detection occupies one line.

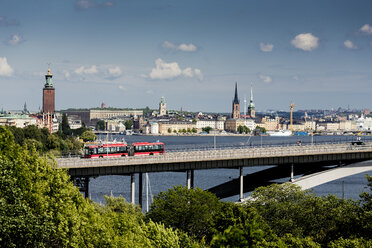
left=196, top=120, right=225, bottom=130
left=62, top=109, right=143, bottom=126
left=158, top=121, right=196, bottom=134
left=159, top=97, right=167, bottom=116
left=244, top=119, right=256, bottom=131
left=150, top=122, right=159, bottom=134
left=0, top=114, right=37, bottom=128
left=317, top=122, right=340, bottom=132
left=224, top=119, right=245, bottom=132
left=247, top=84, right=255, bottom=118
left=261, top=116, right=280, bottom=131
left=232, top=82, right=240, bottom=119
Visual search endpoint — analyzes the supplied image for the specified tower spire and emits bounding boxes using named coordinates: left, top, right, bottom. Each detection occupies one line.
left=250, top=83, right=253, bottom=103
left=233, top=82, right=239, bottom=104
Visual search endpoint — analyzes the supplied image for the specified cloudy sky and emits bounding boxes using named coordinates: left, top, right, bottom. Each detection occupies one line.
left=1, top=0, right=372, bottom=112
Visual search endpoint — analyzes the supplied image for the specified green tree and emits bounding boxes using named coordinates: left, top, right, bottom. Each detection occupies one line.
left=168, top=128, right=172, bottom=133
left=247, top=183, right=362, bottom=245
left=125, top=119, right=133, bottom=130
left=95, top=120, right=106, bottom=130
left=192, top=128, right=197, bottom=133
left=202, top=126, right=213, bottom=133
left=146, top=185, right=221, bottom=239
left=187, top=128, right=191, bottom=133
left=61, top=113, right=71, bottom=136
left=81, top=130, right=97, bottom=142
left=237, top=125, right=251, bottom=134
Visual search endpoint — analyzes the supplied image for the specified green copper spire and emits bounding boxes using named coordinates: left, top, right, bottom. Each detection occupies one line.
left=44, top=68, right=53, bottom=87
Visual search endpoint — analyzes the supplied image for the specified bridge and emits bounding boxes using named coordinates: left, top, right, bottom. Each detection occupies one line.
left=57, top=142, right=372, bottom=205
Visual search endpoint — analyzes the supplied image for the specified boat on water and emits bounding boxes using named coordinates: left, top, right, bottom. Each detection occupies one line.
left=266, top=130, right=292, bottom=137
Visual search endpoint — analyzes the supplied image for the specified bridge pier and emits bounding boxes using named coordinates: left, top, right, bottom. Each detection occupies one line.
left=239, top=167, right=244, bottom=202
left=290, top=163, right=294, bottom=182
left=131, top=173, right=135, bottom=204
left=186, top=170, right=194, bottom=189
left=139, top=172, right=143, bottom=208
left=72, top=176, right=90, bottom=199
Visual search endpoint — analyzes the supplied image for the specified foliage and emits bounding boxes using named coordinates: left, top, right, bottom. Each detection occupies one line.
left=146, top=185, right=221, bottom=239
left=60, top=113, right=72, bottom=136
left=254, top=126, right=266, bottom=134
left=80, top=130, right=97, bottom=142
left=202, top=126, right=213, bottom=133
left=237, top=125, right=251, bottom=134
left=124, top=119, right=133, bottom=130
left=0, top=127, right=200, bottom=247
left=95, top=120, right=106, bottom=130
left=7, top=125, right=82, bottom=156
left=192, top=127, right=197, bottom=133
left=247, top=183, right=364, bottom=245
left=168, top=128, right=172, bottom=133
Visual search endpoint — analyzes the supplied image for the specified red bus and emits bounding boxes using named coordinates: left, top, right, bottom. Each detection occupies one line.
left=83, top=142, right=164, bottom=158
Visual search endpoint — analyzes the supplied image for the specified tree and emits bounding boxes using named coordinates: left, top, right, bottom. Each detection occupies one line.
left=95, top=120, right=106, bottom=131
left=81, top=130, right=97, bottom=142
left=254, top=126, right=266, bottom=135
left=192, top=128, right=197, bottom=133
left=61, top=113, right=71, bottom=136
left=237, top=125, right=251, bottom=134
left=168, top=128, right=172, bottom=133
left=202, top=126, right=213, bottom=133
left=146, top=185, right=221, bottom=239
left=125, top=120, right=133, bottom=130
left=247, top=183, right=363, bottom=245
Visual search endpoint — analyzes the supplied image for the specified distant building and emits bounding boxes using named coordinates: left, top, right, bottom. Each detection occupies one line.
left=196, top=120, right=225, bottom=130
left=225, top=119, right=245, bottom=132
left=0, top=114, right=37, bottom=128
left=101, top=102, right=106, bottom=109
left=158, top=122, right=196, bottom=134
left=159, top=97, right=167, bottom=116
left=232, top=82, right=240, bottom=119
left=62, top=109, right=143, bottom=126
left=247, top=84, right=255, bottom=118
left=42, top=68, right=55, bottom=114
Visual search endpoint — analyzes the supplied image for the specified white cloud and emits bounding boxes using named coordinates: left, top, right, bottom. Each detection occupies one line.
left=360, top=24, right=372, bottom=35
left=107, top=66, right=122, bottom=78
left=74, top=65, right=98, bottom=75
left=259, top=74, right=272, bottom=83
left=75, top=0, right=114, bottom=10
left=8, top=33, right=23, bottom=45
left=291, top=33, right=319, bottom=51
left=63, top=70, right=71, bottom=80
left=162, top=41, right=197, bottom=52
left=118, top=85, right=126, bottom=91
left=150, top=58, right=182, bottom=80
left=178, top=43, right=197, bottom=52
left=194, top=69, right=203, bottom=81
left=149, top=58, right=202, bottom=80
left=0, top=57, right=14, bottom=76
left=259, top=42, right=274, bottom=52
left=344, top=40, right=358, bottom=49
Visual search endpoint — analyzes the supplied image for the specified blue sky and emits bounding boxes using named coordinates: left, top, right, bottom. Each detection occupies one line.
left=1, top=0, right=372, bottom=112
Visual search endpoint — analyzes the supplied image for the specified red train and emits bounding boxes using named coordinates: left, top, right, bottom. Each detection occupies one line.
left=83, top=142, right=165, bottom=158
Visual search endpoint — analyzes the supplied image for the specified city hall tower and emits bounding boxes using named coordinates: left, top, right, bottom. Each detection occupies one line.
left=42, top=68, right=55, bottom=114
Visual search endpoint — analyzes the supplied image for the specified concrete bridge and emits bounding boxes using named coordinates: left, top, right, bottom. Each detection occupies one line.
left=57, top=142, right=372, bottom=204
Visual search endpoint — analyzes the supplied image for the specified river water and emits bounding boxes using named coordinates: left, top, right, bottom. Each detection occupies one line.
left=89, top=135, right=372, bottom=206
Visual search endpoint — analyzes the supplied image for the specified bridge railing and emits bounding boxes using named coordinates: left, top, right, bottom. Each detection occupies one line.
left=57, top=142, right=372, bottom=168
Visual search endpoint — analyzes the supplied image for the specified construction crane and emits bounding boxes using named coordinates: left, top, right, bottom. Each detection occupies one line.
left=290, top=102, right=296, bottom=134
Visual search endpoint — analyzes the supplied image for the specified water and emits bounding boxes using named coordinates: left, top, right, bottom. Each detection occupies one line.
left=89, top=135, right=372, bottom=205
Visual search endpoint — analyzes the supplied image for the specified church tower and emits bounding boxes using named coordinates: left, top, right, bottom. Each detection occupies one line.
left=159, top=96, right=166, bottom=116
left=247, top=84, right=255, bottom=118
left=42, top=68, right=55, bottom=114
left=232, top=82, right=240, bottom=119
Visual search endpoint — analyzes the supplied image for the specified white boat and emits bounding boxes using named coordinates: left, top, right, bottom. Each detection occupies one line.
left=266, top=130, right=292, bottom=137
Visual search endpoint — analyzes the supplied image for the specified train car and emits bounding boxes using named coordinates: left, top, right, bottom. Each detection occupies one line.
left=83, top=143, right=128, bottom=158
left=129, top=142, right=165, bottom=156
left=83, top=142, right=165, bottom=158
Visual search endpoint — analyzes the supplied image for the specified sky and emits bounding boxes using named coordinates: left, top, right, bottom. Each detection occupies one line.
left=0, top=0, right=372, bottom=113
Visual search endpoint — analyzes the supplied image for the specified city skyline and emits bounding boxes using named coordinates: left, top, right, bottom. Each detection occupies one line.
left=1, top=0, right=372, bottom=112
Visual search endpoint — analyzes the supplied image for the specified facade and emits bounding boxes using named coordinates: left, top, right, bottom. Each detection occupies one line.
left=232, top=82, right=240, bottom=119
left=159, top=97, right=167, bottom=116
left=261, top=116, right=280, bottom=131
left=196, top=120, right=225, bottom=130
left=225, top=119, right=245, bottom=132
left=247, top=84, right=255, bottom=118
left=42, top=69, right=55, bottom=114
left=158, top=122, right=196, bottom=134
left=62, top=109, right=143, bottom=125
left=150, top=122, right=159, bottom=134
left=0, top=114, right=37, bottom=128
left=244, top=119, right=256, bottom=131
